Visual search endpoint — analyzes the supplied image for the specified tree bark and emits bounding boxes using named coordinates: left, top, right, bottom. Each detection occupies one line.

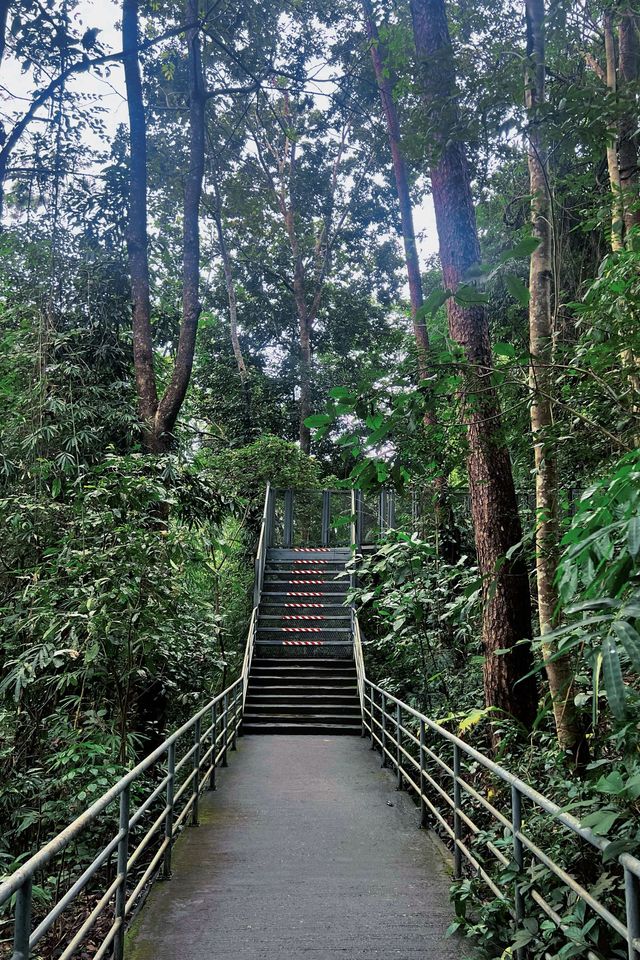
left=212, top=174, right=252, bottom=429
left=525, top=0, right=586, bottom=762
left=361, top=0, right=428, bottom=358
left=605, top=9, right=625, bottom=251
left=362, top=0, right=460, bottom=561
left=154, top=0, right=205, bottom=441
left=0, top=1, right=9, bottom=69
left=409, top=0, right=538, bottom=730
left=122, top=0, right=159, bottom=447
left=618, top=6, right=640, bottom=235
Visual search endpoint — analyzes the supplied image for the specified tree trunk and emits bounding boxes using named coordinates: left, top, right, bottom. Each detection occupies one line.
left=525, top=0, right=586, bottom=762
left=605, top=9, right=625, bottom=251
left=409, top=0, right=538, bottom=731
left=618, top=6, right=640, bottom=235
left=362, top=0, right=460, bottom=561
left=361, top=0, right=428, bottom=357
left=154, top=0, right=205, bottom=441
left=122, top=0, right=159, bottom=447
left=212, top=174, right=252, bottom=430
left=0, top=1, right=9, bottom=69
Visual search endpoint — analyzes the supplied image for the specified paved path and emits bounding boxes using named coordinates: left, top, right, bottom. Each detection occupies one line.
left=126, top=736, right=467, bottom=960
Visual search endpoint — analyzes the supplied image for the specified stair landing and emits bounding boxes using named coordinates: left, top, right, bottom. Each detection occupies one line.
left=126, top=736, right=466, bottom=960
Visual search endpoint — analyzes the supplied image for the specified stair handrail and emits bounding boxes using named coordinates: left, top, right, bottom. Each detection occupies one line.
left=359, top=661, right=640, bottom=959
left=0, top=674, right=246, bottom=960
left=352, top=613, right=366, bottom=721
left=253, top=483, right=272, bottom=608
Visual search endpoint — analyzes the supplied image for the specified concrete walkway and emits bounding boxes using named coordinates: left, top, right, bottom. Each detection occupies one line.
left=127, top=736, right=466, bottom=960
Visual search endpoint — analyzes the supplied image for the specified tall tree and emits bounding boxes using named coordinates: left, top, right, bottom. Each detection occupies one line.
left=525, top=0, right=585, bottom=759
left=123, top=0, right=158, bottom=447
left=122, top=0, right=206, bottom=451
left=361, top=0, right=459, bottom=560
left=409, top=0, right=538, bottom=729
left=251, top=92, right=356, bottom=454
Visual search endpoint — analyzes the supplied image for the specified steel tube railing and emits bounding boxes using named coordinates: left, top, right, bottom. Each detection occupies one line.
left=0, top=627, right=252, bottom=960
left=356, top=648, right=640, bottom=960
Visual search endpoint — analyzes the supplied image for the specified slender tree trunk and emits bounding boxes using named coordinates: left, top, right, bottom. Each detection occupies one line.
left=409, top=0, right=538, bottom=731
left=212, top=175, right=252, bottom=430
left=0, top=1, right=9, bottom=69
left=154, top=0, right=205, bottom=440
left=605, top=9, right=625, bottom=251
left=280, top=130, right=313, bottom=455
left=122, top=0, right=159, bottom=447
left=361, top=0, right=427, bottom=356
left=362, top=0, right=460, bottom=561
left=525, top=0, right=586, bottom=762
left=618, top=6, right=640, bottom=235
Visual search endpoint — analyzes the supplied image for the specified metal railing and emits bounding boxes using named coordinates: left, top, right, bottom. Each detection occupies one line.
left=355, top=645, right=640, bottom=960
left=0, top=676, right=244, bottom=960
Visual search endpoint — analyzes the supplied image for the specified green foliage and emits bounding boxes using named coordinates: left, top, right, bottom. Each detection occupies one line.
left=538, top=450, right=640, bottom=727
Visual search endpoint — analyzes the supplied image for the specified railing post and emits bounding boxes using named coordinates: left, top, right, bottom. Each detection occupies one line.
left=624, top=866, right=640, bottom=960
left=12, top=875, right=32, bottom=960
left=192, top=718, right=201, bottom=826
left=163, top=742, right=175, bottom=879
left=266, top=485, right=274, bottom=547
left=419, top=719, right=427, bottom=828
left=380, top=691, right=387, bottom=768
left=209, top=702, right=217, bottom=790
left=222, top=693, right=229, bottom=767
left=113, top=786, right=130, bottom=960
left=284, top=489, right=294, bottom=548
left=453, top=743, right=462, bottom=879
left=511, top=784, right=525, bottom=960
left=231, top=688, right=238, bottom=750
left=378, top=489, right=386, bottom=535
left=388, top=489, right=396, bottom=530
left=322, top=490, right=331, bottom=547
left=395, top=702, right=403, bottom=789
left=356, top=489, right=363, bottom=547
left=370, top=685, right=376, bottom=750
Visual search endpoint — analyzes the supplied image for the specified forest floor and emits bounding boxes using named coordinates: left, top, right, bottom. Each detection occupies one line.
left=126, top=734, right=467, bottom=959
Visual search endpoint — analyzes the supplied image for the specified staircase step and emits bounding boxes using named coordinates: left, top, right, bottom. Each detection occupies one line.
left=244, top=702, right=361, bottom=717
left=242, top=721, right=360, bottom=735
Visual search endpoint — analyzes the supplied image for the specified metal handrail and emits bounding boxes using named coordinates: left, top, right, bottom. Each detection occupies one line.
left=0, top=616, right=256, bottom=960
left=356, top=618, right=640, bottom=960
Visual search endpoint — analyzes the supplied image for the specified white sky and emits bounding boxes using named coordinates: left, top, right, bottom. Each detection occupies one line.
left=2, top=0, right=439, bottom=258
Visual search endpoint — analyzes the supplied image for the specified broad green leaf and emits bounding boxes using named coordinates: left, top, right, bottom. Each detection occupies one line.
left=602, top=636, right=626, bottom=719
left=304, top=414, right=331, bottom=428
left=454, top=284, right=489, bottom=306
left=494, top=342, right=516, bottom=359
left=418, top=287, right=451, bottom=317
left=500, top=235, right=542, bottom=262
left=504, top=273, right=531, bottom=306
left=581, top=808, right=620, bottom=836
left=612, top=621, right=640, bottom=672
left=328, top=386, right=354, bottom=401
left=628, top=516, right=640, bottom=557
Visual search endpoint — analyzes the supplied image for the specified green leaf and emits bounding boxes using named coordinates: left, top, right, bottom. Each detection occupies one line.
left=494, top=342, right=516, bottom=359
left=612, top=621, right=640, bottom=672
left=453, top=284, right=489, bottom=306
left=628, top=516, right=640, bottom=557
left=602, top=636, right=626, bottom=719
left=581, top=808, right=620, bottom=836
left=304, top=414, right=331, bottom=429
left=328, top=387, right=354, bottom=401
left=500, top=235, right=542, bottom=262
left=504, top=273, right=531, bottom=306
left=418, top=287, right=451, bottom=317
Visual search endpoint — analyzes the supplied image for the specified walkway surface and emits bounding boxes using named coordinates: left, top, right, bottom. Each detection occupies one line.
left=127, top=735, right=467, bottom=960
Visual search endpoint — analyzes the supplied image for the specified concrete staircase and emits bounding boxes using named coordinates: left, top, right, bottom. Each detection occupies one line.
left=244, top=547, right=360, bottom=734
